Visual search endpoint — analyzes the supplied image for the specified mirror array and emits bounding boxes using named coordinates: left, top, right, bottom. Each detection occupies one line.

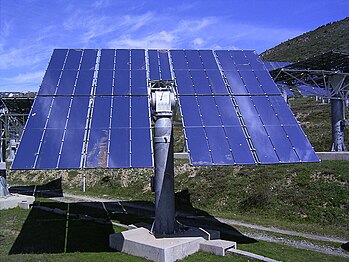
left=12, top=49, right=319, bottom=170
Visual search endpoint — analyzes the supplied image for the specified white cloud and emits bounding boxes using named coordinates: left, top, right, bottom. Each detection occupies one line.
left=0, top=45, right=51, bottom=70
left=108, top=31, right=175, bottom=49
left=0, top=20, right=12, bottom=38
left=175, top=17, right=217, bottom=33
left=4, top=71, right=44, bottom=84
left=3, top=71, right=44, bottom=91
left=92, top=0, right=111, bottom=8
left=193, top=37, right=204, bottom=48
left=63, top=10, right=154, bottom=45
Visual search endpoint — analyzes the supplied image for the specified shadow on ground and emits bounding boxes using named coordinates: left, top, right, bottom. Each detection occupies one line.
left=9, top=188, right=256, bottom=254
left=342, top=242, right=349, bottom=251
left=9, top=177, right=63, bottom=198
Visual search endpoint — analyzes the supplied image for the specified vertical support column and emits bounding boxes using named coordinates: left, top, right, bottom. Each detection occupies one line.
left=150, top=81, right=178, bottom=236
left=331, top=96, right=346, bottom=151
left=153, top=117, right=176, bottom=235
left=0, top=120, right=10, bottom=197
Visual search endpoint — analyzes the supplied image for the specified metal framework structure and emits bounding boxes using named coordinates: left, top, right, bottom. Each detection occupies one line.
left=270, top=51, right=349, bottom=151
left=0, top=92, right=35, bottom=196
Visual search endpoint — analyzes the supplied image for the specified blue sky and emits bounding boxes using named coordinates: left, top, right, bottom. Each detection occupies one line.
left=1, top=0, right=348, bottom=92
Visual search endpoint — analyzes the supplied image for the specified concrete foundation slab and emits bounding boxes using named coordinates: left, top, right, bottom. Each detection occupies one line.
left=316, top=152, right=349, bottom=160
left=199, top=239, right=237, bottom=256
left=110, top=227, right=215, bottom=262
left=0, top=194, right=35, bottom=210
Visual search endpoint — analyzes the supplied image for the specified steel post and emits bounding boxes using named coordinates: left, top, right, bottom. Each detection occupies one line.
left=153, top=117, right=177, bottom=235
left=0, top=120, right=9, bottom=196
left=330, top=96, right=346, bottom=151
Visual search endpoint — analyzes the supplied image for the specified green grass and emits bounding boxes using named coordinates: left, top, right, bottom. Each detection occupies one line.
left=289, top=97, right=349, bottom=152
left=8, top=159, right=349, bottom=239
left=239, top=241, right=348, bottom=262
left=1, top=207, right=347, bottom=262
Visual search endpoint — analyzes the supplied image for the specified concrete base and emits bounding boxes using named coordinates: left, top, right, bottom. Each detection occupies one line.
left=0, top=194, right=35, bottom=210
left=317, top=152, right=349, bottom=160
left=110, top=227, right=220, bottom=262
left=200, top=239, right=237, bottom=256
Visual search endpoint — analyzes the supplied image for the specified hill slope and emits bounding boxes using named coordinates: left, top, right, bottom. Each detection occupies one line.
left=260, top=17, right=349, bottom=62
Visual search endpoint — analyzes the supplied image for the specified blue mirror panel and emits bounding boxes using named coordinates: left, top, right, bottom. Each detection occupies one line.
left=254, top=70, right=280, bottom=94
left=170, top=50, right=188, bottom=70
left=39, top=70, right=61, bottom=95
left=185, top=127, right=212, bottom=166
left=235, top=96, right=279, bottom=163
left=65, top=49, right=82, bottom=70
left=100, top=49, right=115, bottom=70
left=205, top=127, right=234, bottom=165
left=47, top=49, right=67, bottom=70
left=234, top=96, right=260, bottom=126
left=197, top=96, right=222, bottom=127
left=14, top=48, right=319, bottom=169
left=131, top=49, right=146, bottom=70
left=214, top=96, right=240, bottom=126
left=191, top=70, right=212, bottom=94
left=58, top=129, right=85, bottom=168
left=109, top=128, right=130, bottom=168
left=215, top=50, right=235, bottom=71
left=179, top=96, right=201, bottom=127
left=265, top=126, right=300, bottom=163
left=174, top=70, right=195, bottom=94
left=85, top=128, right=109, bottom=168
left=269, top=96, right=298, bottom=125
left=248, top=125, right=279, bottom=164
left=80, top=49, right=97, bottom=70
left=90, top=96, right=112, bottom=129
left=131, top=96, right=150, bottom=128
left=96, top=70, right=113, bottom=95
left=75, top=70, right=94, bottom=95
left=35, top=129, right=64, bottom=169
left=159, top=50, right=172, bottom=80
left=56, top=70, right=78, bottom=95
left=26, top=97, right=53, bottom=129
left=251, top=96, right=280, bottom=126
left=148, top=50, right=160, bottom=80
left=11, top=128, right=43, bottom=169
left=111, top=96, right=130, bottom=128
left=131, top=128, right=153, bottom=167
left=200, top=50, right=219, bottom=70
left=114, top=70, right=130, bottom=95
left=67, top=97, right=89, bottom=129
left=225, top=70, right=248, bottom=94
left=239, top=71, right=264, bottom=94
left=205, top=70, right=228, bottom=94
left=131, top=70, right=147, bottom=95
left=244, top=51, right=264, bottom=70
left=47, top=97, right=71, bottom=129
left=230, top=50, right=248, bottom=65
left=116, top=49, right=130, bottom=70
left=283, top=126, right=319, bottom=162
left=225, top=127, right=256, bottom=164
left=186, top=50, right=204, bottom=70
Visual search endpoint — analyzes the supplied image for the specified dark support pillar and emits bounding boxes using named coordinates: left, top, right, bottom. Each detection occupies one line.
left=331, top=96, right=346, bottom=151
left=153, top=117, right=176, bottom=235
left=0, top=121, right=10, bottom=196
left=150, top=81, right=178, bottom=236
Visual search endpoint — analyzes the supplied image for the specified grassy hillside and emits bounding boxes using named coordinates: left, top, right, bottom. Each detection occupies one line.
left=289, top=97, right=340, bottom=151
left=260, top=17, right=349, bottom=62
